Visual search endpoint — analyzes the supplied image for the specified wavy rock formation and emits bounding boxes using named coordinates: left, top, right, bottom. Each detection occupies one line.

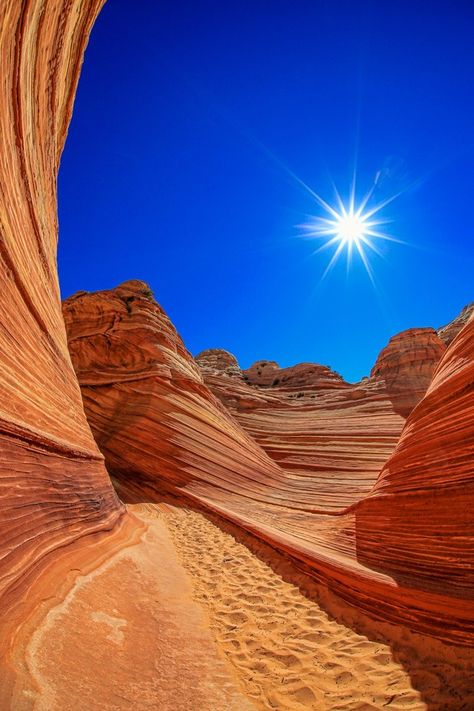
left=62, top=281, right=301, bottom=510
left=197, top=348, right=405, bottom=510
left=1, top=2, right=473, bottom=705
left=0, top=0, right=127, bottom=651
left=0, top=7, right=260, bottom=708
left=65, top=284, right=474, bottom=643
left=370, top=327, right=446, bottom=416
left=354, top=313, right=474, bottom=641
left=242, top=359, right=348, bottom=390
left=438, top=301, right=474, bottom=345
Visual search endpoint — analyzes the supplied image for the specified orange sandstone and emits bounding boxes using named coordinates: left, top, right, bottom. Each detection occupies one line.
left=65, top=284, right=474, bottom=644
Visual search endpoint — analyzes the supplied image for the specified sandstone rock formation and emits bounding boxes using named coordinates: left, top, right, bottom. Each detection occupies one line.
left=370, top=327, right=446, bottom=416
left=198, top=349, right=404, bottom=510
left=1, top=1, right=473, bottom=705
left=0, top=0, right=127, bottom=657
left=438, top=301, right=474, bottom=345
left=62, top=282, right=291, bottom=509
left=64, top=283, right=474, bottom=643
left=242, top=359, right=347, bottom=390
left=0, top=7, right=261, bottom=707
left=353, top=313, right=474, bottom=642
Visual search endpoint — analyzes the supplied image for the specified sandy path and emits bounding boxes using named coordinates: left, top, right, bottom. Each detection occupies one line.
left=153, top=503, right=474, bottom=711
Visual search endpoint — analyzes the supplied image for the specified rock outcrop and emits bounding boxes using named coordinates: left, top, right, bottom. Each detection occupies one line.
left=0, top=7, right=261, bottom=707
left=438, top=302, right=474, bottom=345
left=62, top=282, right=291, bottom=509
left=195, top=349, right=243, bottom=378
left=1, top=2, right=473, bottom=704
left=353, top=313, right=474, bottom=641
left=243, top=360, right=347, bottom=390
left=64, top=284, right=474, bottom=643
left=0, top=0, right=128, bottom=662
left=199, top=359, right=404, bottom=511
left=370, top=327, right=446, bottom=416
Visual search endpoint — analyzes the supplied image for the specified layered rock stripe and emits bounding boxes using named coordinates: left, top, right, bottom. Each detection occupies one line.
left=0, top=0, right=129, bottom=655
left=1, top=3, right=473, bottom=707
left=64, top=282, right=474, bottom=644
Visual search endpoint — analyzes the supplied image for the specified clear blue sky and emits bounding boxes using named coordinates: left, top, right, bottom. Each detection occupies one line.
left=58, top=0, right=474, bottom=382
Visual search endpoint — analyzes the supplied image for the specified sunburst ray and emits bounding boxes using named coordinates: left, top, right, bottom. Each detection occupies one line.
left=300, top=177, right=403, bottom=283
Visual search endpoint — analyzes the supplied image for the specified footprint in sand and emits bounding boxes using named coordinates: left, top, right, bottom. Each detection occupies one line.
left=161, top=506, right=474, bottom=711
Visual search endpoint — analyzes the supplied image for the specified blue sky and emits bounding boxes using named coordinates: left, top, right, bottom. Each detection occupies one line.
left=58, top=0, right=474, bottom=382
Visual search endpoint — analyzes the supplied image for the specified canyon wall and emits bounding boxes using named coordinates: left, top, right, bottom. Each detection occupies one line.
left=0, top=0, right=130, bottom=685
left=438, top=302, right=474, bottom=345
left=62, top=282, right=291, bottom=510
left=64, top=284, right=474, bottom=643
left=1, top=5, right=473, bottom=698
left=196, top=325, right=447, bottom=509
left=369, top=327, right=446, bottom=416
left=353, top=314, right=474, bottom=641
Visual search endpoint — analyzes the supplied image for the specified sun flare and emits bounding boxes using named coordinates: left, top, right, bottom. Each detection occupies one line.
left=334, top=211, right=368, bottom=244
left=300, top=179, right=404, bottom=285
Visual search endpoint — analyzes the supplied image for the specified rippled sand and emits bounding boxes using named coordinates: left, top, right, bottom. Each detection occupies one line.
left=156, top=503, right=474, bottom=711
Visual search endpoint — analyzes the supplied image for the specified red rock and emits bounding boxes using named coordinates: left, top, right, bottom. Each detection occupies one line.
left=64, top=285, right=474, bottom=643
left=243, top=359, right=347, bottom=390
left=195, top=348, right=243, bottom=378
left=0, top=8, right=261, bottom=707
left=1, top=4, right=473, bottom=702
left=0, top=0, right=125, bottom=649
left=353, top=313, right=474, bottom=641
left=438, top=302, right=474, bottom=345
left=199, top=358, right=404, bottom=511
left=62, top=282, right=289, bottom=508
left=370, top=327, right=446, bottom=416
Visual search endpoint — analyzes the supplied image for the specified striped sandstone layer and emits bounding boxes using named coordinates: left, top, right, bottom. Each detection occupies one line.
left=65, top=284, right=474, bottom=643
left=369, top=327, right=446, bottom=417
left=438, top=301, right=474, bottom=346
left=196, top=325, right=447, bottom=504
left=62, top=282, right=293, bottom=509
left=0, top=0, right=126, bottom=658
left=0, top=6, right=259, bottom=709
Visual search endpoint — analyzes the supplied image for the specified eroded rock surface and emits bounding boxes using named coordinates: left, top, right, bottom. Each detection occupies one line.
left=370, top=327, right=446, bottom=416
left=0, top=0, right=126, bottom=674
left=62, top=282, right=290, bottom=509
left=65, top=283, right=474, bottom=643
left=1, top=1, right=473, bottom=705
left=438, top=301, right=474, bottom=345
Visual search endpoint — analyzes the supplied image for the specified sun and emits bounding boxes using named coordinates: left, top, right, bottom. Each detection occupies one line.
left=334, top=211, right=368, bottom=245
left=299, top=180, right=404, bottom=284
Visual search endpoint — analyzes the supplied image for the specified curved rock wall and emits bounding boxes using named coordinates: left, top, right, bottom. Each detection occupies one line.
left=357, top=315, right=474, bottom=580
left=63, top=282, right=292, bottom=509
left=370, top=327, right=446, bottom=416
left=1, top=0, right=472, bottom=673
left=64, top=284, right=474, bottom=643
left=438, top=302, right=474, bottom=346
left=0, top=0, right=124, bottom=652
left=198, top=350, right=405, bottom=510
left=352, top=315, right=474, bottom=641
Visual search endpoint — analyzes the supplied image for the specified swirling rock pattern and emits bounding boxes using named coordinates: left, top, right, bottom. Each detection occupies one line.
left=0, top=7, right=261, bottom=708
left=62, top=282, right=295, bottom=509
left=1, top=5, right=473, bottom=707
left=438, top=301, right=474, bottom=345
left=370, top=327, right=446, bottom=416
left=65, top=284, right=474, bottom=643
left=353, top=313, right=474, bottom=642
left=198, top=349, right=405, bottom=510
left=0, top=0, right=126, bottom=649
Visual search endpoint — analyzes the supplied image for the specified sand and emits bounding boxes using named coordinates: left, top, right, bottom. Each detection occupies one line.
left=17, top=501, right=474, bottom=710
left=19, top=512, right=255, bottom=711
left=146, top=502, right=474, bottom=711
